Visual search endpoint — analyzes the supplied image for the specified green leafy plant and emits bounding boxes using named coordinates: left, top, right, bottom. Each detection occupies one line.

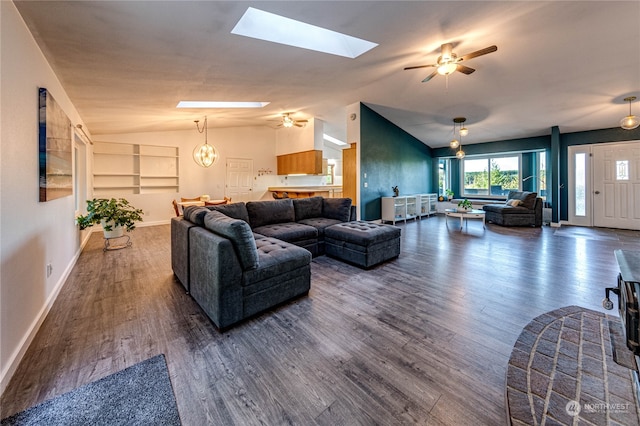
left=76, top=198, right=144, bottom=232
left=445, top=189, right=454, bottom=198
left=457, top=198, right=473, bottom=210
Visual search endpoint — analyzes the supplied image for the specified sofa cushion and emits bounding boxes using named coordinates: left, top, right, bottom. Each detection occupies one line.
left=246, top=199, right=295, bottom=229
left=243, top=237, right=311, bottom=286
left=203, top=210, right=259, bottom=270
left=252, top=222, right=318, bottom=243
left=507, top=191, right=538, bottom=210
left=297, top=217, right=343, bottom=236
left=505, top=199, right=522, bottom=207
left=207, top=202, right=250, bottom=224
left=322, top=198, right=352, bottom=222
left=483, top=204, right=530, bottom=215
left=183, top=206, right=210, bottom=226
left=293, top=196, right=323, bottom=221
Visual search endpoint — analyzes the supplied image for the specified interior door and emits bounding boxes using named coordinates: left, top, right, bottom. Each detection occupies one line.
left=226, top=158, right=253, bottom=202
left=593, top=141, right=640, bottom=230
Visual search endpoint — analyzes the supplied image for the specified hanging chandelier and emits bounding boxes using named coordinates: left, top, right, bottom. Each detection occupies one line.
left=193, top=116, right=219, bottom=168
left=450, top=117, right=467, bottom=159
left=620, top=96, right=639, bottom=130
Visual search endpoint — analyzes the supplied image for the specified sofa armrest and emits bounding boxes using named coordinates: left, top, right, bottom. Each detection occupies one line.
left=189, top=226, right=244, bottom=329
left=171, top=217, right=197, bottom=292
left=534, top=197, right=543, bottom=227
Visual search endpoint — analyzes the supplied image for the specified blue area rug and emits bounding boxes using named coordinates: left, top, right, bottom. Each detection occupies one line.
left=1, top=354, right=181, bottom=426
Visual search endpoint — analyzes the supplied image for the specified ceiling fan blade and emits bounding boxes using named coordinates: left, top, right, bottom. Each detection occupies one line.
left=456, top=64, right=475, bottom=75
left=404, top=64, right=437, bottom=70
left=458, top=45, right=497, bottom=62
left=422, top=70, right=439, bottom=83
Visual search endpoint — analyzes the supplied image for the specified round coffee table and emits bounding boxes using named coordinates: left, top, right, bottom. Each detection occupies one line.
left=444, top=208, right=486, bottom=230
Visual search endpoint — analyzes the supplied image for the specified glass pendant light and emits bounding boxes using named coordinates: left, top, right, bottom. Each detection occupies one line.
left=621, top=96, right=639, bottom=130
left=193, top=116, right=219, bottom=168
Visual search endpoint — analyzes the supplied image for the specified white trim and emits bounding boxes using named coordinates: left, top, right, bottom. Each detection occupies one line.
left=0, top=245, right=83, bottom=395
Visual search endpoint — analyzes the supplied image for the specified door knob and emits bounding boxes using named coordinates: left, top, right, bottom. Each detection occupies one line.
left=594, top=190, right=600, bottom=194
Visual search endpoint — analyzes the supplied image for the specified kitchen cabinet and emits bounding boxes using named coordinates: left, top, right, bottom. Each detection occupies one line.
left=277, top=150, right=323, bottom=175
left=342, top=143, right=356, bottom=203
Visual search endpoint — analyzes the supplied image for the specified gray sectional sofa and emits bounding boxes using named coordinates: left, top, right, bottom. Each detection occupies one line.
left=171, top=197, right=357, bottom=330
left=482, top=191, right=543, bottom=227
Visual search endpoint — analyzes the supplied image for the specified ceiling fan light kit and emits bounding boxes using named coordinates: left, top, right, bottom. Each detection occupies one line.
left=620, top=96, right=639, bottom=130
left=279, top=113, right=307, bottom=128
left=193, top=116, right=219, bottom=168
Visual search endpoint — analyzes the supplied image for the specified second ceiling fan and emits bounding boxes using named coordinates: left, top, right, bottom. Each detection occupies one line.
left=404, top=43, right=497, bottom=83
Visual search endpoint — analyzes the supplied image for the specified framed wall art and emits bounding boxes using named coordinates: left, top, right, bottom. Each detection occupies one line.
left=39, top=87, right=72, bottom=202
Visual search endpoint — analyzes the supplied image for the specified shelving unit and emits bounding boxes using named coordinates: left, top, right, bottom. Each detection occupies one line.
left=417, top=193, right=437, bottom=217
left=93, top=142, right=179, bottom=197
left=382, top=194, right=437, bottom=224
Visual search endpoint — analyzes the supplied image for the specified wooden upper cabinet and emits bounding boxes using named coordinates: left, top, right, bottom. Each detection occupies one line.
left=277, top=150, right=323, bottom=175
left=342, top=143, right=357, bottom=203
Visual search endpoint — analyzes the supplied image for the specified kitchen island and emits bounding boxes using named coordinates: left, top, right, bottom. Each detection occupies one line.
left=268, top=186, right=343, bottom=199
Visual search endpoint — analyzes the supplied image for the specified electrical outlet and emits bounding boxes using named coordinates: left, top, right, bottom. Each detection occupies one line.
left=46, top=263, right=53, bottom=278
left=364, top=182, right=368, bottom=188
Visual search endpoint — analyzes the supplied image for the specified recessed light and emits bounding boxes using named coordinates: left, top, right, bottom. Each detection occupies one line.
left=176, top=101, right=270, bottom=108
left=231, top=7, right=377, bottom=59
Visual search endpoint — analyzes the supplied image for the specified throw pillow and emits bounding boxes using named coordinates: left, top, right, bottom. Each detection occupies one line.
left=506, top=199, right=522, bottom=207
left=204, top=210, right=259, bottom=270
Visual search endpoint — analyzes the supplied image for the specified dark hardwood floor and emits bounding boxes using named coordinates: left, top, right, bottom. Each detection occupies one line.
left=2, top=216, right=639, bottom=425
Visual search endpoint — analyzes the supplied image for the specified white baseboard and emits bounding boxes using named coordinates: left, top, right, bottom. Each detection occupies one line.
left=0, top=239, right=86, bottom=396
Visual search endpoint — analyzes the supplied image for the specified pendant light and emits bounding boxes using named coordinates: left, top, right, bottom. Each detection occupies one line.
left=450, top=117, right=467, bottom=158
left=620, top=96, right=639, bottom=130
left=193, top=116, right=219, bottom=168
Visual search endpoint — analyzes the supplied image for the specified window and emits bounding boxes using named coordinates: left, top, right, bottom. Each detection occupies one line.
left=537, top=152, right=547, bottom=200
left=438, top=159, right=449, bottom=197
left=575, top=152, right=586, bottom=216
left=617, top=160, right=629, bottom=180
left=462, top=155, right=520, bottom=198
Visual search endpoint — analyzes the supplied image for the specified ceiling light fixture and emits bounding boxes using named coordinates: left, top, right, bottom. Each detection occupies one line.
left=193, top=116, right=218, bottom=168
left=450, top=117, right=467, bottom=159
left=620, top=96, right=639, bottom=130
left=282, top=115, right=294, bottom=128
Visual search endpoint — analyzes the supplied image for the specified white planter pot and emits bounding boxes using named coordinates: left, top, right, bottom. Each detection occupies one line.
left=101, top=220, right=124, bottom=238
left=456, top=207, right=469, bottom=213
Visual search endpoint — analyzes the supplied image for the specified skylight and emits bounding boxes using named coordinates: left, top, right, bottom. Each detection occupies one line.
left=176, top=101, right=270, bottom=108
left=231, top=7, right=378, bottom=59
left=323, top=134, right=347, bottom=146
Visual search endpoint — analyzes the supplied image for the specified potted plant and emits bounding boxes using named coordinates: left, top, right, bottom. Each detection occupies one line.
left=457, top=198, right=473, bottom=212
left=445, top=189, right=454, bottom=201
left=76, top=198, right=144, bottom=238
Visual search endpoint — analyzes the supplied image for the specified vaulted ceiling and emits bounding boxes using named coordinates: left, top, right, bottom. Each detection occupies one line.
left=14, top=1, right=640, bottom=148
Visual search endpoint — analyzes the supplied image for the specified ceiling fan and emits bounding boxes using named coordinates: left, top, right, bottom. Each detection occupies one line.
left=278, top=113, right=308, bottom=128
left=404, top=43, right=497, bottom=83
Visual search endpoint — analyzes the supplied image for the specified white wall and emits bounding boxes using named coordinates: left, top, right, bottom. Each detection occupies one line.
left=1, top=2, right=91, bottom=394
left=93, top=125, right=280, bottom=221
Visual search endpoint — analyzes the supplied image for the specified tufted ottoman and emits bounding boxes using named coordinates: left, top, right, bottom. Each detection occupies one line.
left=324, top=221, right=401, bottom=268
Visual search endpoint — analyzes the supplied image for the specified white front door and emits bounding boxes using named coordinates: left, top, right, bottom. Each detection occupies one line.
left=593, top=141, right=640, bottom=230
left=226, top=158, right=253, bottom=202
left=568, top=146, right=592, bottom=226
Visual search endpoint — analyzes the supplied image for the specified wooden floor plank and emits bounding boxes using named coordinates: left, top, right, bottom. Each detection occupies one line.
left=2, top=216, right=639, bottom=425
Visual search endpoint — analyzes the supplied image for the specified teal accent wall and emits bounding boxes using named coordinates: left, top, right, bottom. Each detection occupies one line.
left=360, top=104, right=433, bottom=220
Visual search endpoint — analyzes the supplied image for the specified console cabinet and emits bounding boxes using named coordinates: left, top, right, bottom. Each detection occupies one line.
left=382, top=193, right=437, bottom=224
left=93, top=141, right=179, bottom=197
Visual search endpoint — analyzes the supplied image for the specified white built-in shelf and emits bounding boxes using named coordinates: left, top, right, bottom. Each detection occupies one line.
left=93, top=141, right=179, bottom=197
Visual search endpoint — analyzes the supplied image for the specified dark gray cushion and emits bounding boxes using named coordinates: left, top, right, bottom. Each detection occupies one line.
left=207, top=202, right=250, bottom=224
left=203, top=210, right=259, bottom=270
left=243, top=237, right=311, bottom=285
left=325, top=221, right=401, bottom=247
left=252, top=222, right=318, bottom=242
left=246, top=199, right=295, bottom=229
left=297, top=217, right=343, bottom=236
left=183, top=206, right=210, bottom=226
left=507, top=191, right=538, bottom=210
left=293, top=196, right=323, bottom=221
left=483, top=204, right=530, bottom=215
left=322, top=198, right=352, bottom=222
